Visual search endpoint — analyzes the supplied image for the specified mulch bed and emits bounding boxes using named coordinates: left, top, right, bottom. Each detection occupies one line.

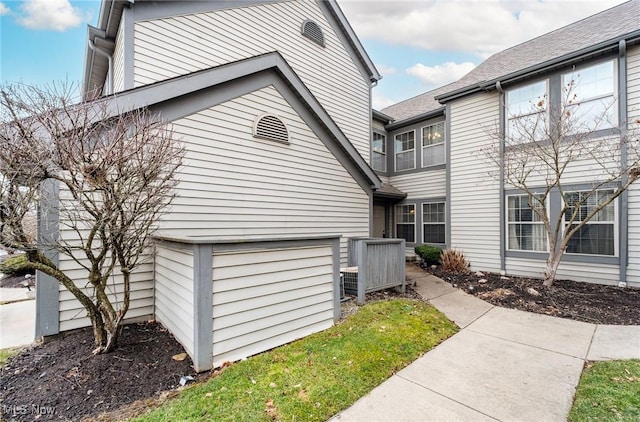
left=427, top=264, right=640, bottom=325
left=0, top=322, right=201, bottom=422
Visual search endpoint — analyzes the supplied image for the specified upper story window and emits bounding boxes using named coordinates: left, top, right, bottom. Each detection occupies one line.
left=372, top=132, right=386, bottom=172
left=394, top=130, right=415, bottom=172
left=253, top=114, right=289, bottom=144
left=507, top=194, right=547, bottom=252
left=564, top=190, right=616, bottom=256
left=563, top=60, right=617, bottom=133
left=506, top=80, right=547, bottom=143
left=301, top=19, right=325, bottom=47
left=422, top=122, right=445, bottom=167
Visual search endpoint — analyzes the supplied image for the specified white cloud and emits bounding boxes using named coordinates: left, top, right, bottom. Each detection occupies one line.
left=340, top=0, right=626, bottom=58
left=0, top=2, right=10, bottom=15
left=18, top=0, right=89, bottom=31
left=372, top=90, right=397, bottom=110
left=376, top=64, right=397, bottom=76
left=406, top=61, right=476, bottom=87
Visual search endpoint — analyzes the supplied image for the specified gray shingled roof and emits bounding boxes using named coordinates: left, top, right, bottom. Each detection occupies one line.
left=381, top=0, right=640, bottom=123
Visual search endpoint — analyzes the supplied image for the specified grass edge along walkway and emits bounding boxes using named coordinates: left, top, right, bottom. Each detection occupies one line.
left=569, top=359, right=640, bottom=422
left=133, top=298, right=458, bottom=422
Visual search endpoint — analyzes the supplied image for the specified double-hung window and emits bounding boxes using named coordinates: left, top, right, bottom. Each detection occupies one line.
left=396, top=204, right=415, bottom=243
left=506, top=81, right=548, bottom=144
left=422, top=202, right=445, bottom=244
left=507, top=195, right=547, bottom=251
left=394, top=131, right=415, bottom=171
left=564, top=190, right=616, bottom=256
left=422, top=122, right=445, bottom=167
left=562, top=60, right=616, bottom=133
left=372, top=132, right=386, bottom=172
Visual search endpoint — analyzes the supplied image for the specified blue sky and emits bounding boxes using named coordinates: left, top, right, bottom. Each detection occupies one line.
left=0, top=0, right=627, bottom=109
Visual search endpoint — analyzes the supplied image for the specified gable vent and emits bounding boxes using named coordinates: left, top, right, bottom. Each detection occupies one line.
left=301, top=19, right=325, bottom=47
left=254, top=114, right=289, bottom=144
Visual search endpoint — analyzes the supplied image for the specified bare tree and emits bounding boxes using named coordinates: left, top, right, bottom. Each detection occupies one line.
left=0, top=82, right=184, bottom=353
left=484, top=75, right=640, bottom=286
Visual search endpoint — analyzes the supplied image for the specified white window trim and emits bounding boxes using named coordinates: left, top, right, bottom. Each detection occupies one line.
left=562, top=190, right=618, bottom=257
left=372, top=131, right=387, bottom=172
left=561, top=59, right=618, bottom=130
left=394, top=130, right=416, bottom=172
left=421, top=201, right=446, bottom=244
left=505, top=194, right=549, bottom=253
left=421, top=123, right=445, bottom=168
left=396, top=204, right=416, bottom=243
left=506, top=79, right=549, bottom=142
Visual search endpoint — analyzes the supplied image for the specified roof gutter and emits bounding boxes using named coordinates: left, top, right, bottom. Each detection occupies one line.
left=88, top=40, right=113, bottom=95
left=436, top=29, right=640, bottom=103
left=385, top=106, right=446, bottom=131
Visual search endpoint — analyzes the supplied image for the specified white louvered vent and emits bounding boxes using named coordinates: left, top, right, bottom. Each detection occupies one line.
left=301, top=19, right=325, bottom=47
left=253, top=114, right=289, bottom=144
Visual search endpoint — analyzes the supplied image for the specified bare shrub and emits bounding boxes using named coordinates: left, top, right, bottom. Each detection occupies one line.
left=440, top=248, right=469, bottom=273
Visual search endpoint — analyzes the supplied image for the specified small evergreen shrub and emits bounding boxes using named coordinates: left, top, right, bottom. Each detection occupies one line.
left=414, top=245, right=442, bottom=266
left=0, top=254, right=32, bottom=276
left=440, top=248, right=469, bottom=273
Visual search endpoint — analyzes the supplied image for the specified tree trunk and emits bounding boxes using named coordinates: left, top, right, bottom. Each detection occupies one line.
left=543, top=252, right=563, bottom=286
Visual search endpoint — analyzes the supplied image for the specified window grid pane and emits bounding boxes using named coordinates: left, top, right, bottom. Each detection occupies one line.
left=564, top=190, right=615, bottom=256
left=372, top=133, right=386, bottom=172
left=395, top=131, right=415, bottom=171
left=562, top=60, right=616, bottom=131
left=506, top=80, right=547, bottom=143
left=507, top=194, right=547, bottom=251
left=396, top=205, right=415, bottom=243
left=422, top=202, right=445, bottom=244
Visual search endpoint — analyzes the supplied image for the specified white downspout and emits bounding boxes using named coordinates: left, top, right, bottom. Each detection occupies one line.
left=88, top=39, right=113, bottom=95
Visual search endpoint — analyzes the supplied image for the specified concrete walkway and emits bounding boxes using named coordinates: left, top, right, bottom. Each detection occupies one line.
left=0, top=287, right=36, bottom=349
left=333, top=266, right=640, bottom=422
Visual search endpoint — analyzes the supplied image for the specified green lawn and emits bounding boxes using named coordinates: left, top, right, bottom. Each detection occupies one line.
left=0, top=347, right=20, bottom=367
left=569, top=360, right=640, bottom=422
left=133, top=299, right=457, bottom=422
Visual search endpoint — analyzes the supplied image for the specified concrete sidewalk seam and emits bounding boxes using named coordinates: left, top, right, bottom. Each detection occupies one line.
left=396, top=374, right=503, bottom=422
left=465, top=327, right=595, bottom=361
left=451, top=302, right=495, bottom=329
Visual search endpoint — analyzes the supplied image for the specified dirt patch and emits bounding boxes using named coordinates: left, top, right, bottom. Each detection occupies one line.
left=426, top=264, right=640, bottom=325
left=0, top=322, right=201, bottom=421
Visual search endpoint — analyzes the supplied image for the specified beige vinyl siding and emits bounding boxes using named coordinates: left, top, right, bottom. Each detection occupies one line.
left=628, top=184, right=640, bottom=287
left=627, top=45, right=640, bottom=287
left=389, top=171, right=445, bottom=199
left=154, top=245, right=195, bottom=357
left=158, top=86, right=369, bottom=264
left=132, top=0, right=370, bottom=161
left=56, top=187, right=154, bottom=331
left=58, top=263, right=153, bottom=332
left=211, top=245, right=333, bottom=368
left=372, top=120, right=387, bottom=132
left=449, top=92, right=501, bottom=272
left=113, top=18, right=125, bottom=93
left=505, top=258, right=619, bottom=285
left=628, top=45, right=640, bottom=125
